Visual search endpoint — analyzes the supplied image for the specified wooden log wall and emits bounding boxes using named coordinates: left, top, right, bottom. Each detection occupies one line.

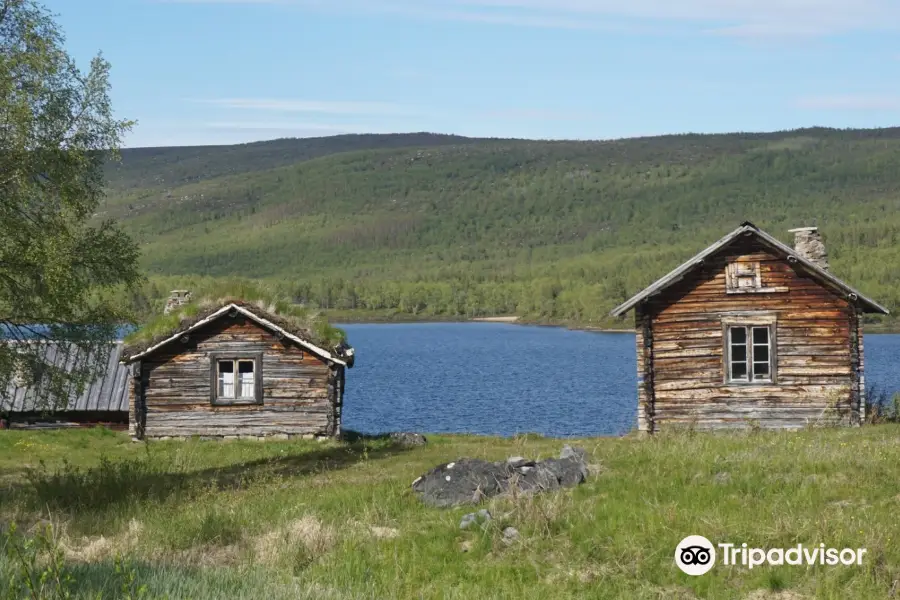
left=136, top=316, right=341, bottom=438
left=642, top=237, right=860, bottom=431
left=634, top=305, right=654, bottom=433
left=858, top=316, right=866, bottom=422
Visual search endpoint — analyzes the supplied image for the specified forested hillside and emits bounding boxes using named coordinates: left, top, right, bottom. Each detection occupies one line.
left=102, top=128, right=900, bottom=329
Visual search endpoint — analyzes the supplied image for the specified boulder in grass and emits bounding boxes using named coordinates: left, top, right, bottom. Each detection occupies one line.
left=412, top=459, right=511, bottom=508
left=411, top=447, right=590, bottom=507
left=389, top=432, right=427, bottom=447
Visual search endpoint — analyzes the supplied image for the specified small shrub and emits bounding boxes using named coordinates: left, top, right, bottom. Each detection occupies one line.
left=865, top=386, right=900, bottom=424
left=26, top=455, right=165, bottom=512
left=3, top=520, right=151, bottom=600
left=114, top=556, right=149, bottom=600
left=2, top=522, right=74, bottom=600
left=195, top=509, right=243, bottom=546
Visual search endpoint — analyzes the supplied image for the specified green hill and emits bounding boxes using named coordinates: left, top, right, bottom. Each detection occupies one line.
left=102, top=128, right=900, bottom=328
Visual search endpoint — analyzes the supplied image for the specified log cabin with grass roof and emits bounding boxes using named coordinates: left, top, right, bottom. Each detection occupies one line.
left=121, top=295, right=355, bottom=440
left=610, top=222, right=889, bottom=433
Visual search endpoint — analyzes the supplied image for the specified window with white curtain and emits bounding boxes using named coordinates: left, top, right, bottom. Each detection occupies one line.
left=211, top=353, right=262, bottom=404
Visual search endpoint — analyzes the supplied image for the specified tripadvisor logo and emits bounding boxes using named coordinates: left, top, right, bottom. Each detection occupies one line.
left=675, top=536, right=867, bottom=576
left=675, top=535, right=716, bottom=576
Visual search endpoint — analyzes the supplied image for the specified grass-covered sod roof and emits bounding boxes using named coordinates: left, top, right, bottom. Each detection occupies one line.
left=122, top=297, right=348, bottom=362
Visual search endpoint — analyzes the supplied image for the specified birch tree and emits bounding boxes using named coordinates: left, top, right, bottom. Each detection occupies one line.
left=0, top=0, right=140, bottom=410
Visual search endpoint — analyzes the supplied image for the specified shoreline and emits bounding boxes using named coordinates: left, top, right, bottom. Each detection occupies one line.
left=327, top=311, right=899, bottom=335
left=328, top=312, right=635, bottom=334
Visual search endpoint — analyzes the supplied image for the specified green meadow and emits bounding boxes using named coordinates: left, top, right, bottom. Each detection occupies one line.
left=2, top=426, right=900, bottom=599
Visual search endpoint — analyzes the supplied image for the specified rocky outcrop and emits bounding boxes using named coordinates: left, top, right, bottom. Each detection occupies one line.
left=411, top=445, right=589, bottom=507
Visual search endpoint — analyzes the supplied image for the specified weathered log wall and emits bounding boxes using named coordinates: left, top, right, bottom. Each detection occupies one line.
left=634, top=305, right=654, bottom=433
left=643, top=237, right=862, bottom=431
left=134, top=316, right=341, bottom=438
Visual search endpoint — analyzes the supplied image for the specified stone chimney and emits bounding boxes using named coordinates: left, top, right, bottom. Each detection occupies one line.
left=788, top=227, right=829, bottom=271
left=164, top=290, right=192, bottom=315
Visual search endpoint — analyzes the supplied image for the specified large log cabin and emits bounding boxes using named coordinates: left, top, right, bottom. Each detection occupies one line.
left=611, top=222, right=889, bottom=432
left=121, top=300, right=355, bottom=440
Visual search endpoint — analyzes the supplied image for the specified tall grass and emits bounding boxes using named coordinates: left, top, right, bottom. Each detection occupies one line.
left=2, top=427, right=900, bottom=598
left=865, top=385, right=900, bottom=423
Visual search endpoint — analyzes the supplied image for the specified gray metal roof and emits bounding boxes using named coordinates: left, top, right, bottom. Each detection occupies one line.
left=1, top=342, right=130, bottom=413
left=610, top=221, right=890, bottom=317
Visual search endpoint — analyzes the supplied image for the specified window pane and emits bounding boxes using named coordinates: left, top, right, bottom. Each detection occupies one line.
left=731, top=345, right=747, bottom=362
left=754, top=362, right=770, bottom=377
left=731, top=327, right=746, bottom=344
left=218, top=361, right=234, bottom=398
left=753, top=327, right=769, bottom=345
left=753, top=345, right=769, bottom=362
left=731, top=362, right=748, bottom=380
left=238, top=361, right=255, bottom=398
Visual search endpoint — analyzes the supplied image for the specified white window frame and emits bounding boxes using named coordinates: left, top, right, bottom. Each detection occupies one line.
left=210, top=352, right=263, bottom=405
left=721, top=314, right=777, bottom=385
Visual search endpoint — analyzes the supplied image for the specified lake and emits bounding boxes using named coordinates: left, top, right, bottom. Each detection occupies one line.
left=338, top=323, right=900, bottom=438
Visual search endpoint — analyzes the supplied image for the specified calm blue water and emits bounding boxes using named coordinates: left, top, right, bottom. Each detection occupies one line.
left=338, top=323, right=900, bottom=438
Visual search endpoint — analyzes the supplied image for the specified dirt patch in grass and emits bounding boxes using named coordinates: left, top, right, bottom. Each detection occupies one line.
left=254, top=515, right=336, bottom=566
left=369, top=526, right=400, bottom=540
left=62, top=518, right=144, bottom=563
left=743, top=591, right=809, bottom=600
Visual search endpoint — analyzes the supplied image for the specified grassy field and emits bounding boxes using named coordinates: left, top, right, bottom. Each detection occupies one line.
left=2, top=426, right=900, bottom=599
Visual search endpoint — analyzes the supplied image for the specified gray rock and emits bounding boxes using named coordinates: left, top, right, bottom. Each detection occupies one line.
left=412, top=458, right=513, bottom=508
left=511, top=463, right=560, bottom=494
left=502, top=527, right=520, bottom=545
left=459, top=513, right=478, bottom=530
left=560, top=445, right=586, bottom=461
left=538, top=457, right=588, bottom=488
left=412, top=447, right=589, bottom=506
left=460, top=509, right=493, bottom=529
left=390, top=432, right=427, bottom=447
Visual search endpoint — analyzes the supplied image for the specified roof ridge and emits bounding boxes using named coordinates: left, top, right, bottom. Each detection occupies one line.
left=121, top=301, right=351, bottom=367
left=610, top=223, right=888, bottom=317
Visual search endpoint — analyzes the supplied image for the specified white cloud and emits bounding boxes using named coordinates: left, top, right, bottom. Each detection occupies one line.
left=190, top=98, right=418, bottom=115
left=479, top=108, right=595, bottom=120
left=205, top=121, right=351, bottom=131
left=705, top=23, right=834, bottom=38
left=795, top=95, right=900, bottom=110
left=156, top=0, right=900, bottom=36
left=203, top=121, right=404, bottom=134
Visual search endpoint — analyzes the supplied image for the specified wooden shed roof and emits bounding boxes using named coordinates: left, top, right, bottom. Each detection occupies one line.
left=1, top=342, right=130, bottom=413
left=610, top=221, right=890, bottom=317
left=121, top=301, right=353, bottom=367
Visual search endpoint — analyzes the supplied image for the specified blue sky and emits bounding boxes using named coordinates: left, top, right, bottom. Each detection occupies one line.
left=44, top=0, right=900, bottom=147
